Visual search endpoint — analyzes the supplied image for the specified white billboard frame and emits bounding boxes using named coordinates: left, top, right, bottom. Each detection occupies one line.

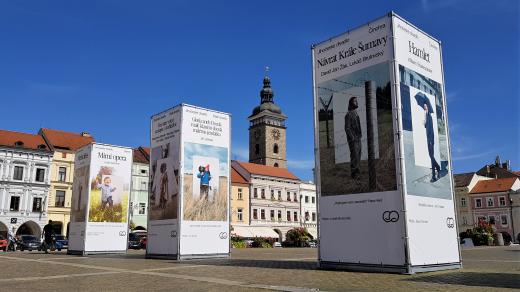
left=312, top=12, right=461, bottom=274
left=147, top=103, right=231, bottom=260
left=68, top=142, right=133, bottom=256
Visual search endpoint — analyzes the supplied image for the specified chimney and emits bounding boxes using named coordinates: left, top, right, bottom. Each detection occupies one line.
left=486, top=165, right=491, bottom=177
left=81, top=132, right=91, bottom=137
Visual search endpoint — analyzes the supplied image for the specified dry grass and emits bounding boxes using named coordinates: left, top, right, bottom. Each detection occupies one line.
left=183, top=174, right=227, bottom=221
left=88, top=190, right=129, bottom=223
left=149, top=196, right=178, bottom=220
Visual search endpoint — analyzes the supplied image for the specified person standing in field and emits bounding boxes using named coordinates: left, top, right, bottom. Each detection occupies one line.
left=345, top=96, right=362, bottom=180
left=197, top=165, right=212, bottom=200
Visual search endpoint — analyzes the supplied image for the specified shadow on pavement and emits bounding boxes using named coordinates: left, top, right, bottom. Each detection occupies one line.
left=407, top=272, right=520, bottom=289
left=171, top=259, right=318, bottom=271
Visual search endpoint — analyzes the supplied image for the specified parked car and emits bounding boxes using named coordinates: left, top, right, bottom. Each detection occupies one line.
left=0, top=235, right=7, bottom=251
left=308, top=240, right=317, bottom=248
left=273, top=242, right=282, bottom=248
left=18, top=235, right=42, bottom=251
left=53, top=235, right=68, bottom=251
left=128, top=233, right=142, bottom=249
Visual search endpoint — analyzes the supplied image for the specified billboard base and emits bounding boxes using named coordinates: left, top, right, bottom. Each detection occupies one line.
left=146, top=253, right=179, bottom=260
left=319, top=261, right=408, bottom=274
left=83, top=250, right=127, bottom=256
left=67, top=250, right=86, bottom=256
left=409, top=263, right=461, bottom=274
left=179, top=253, right=230, bottom=260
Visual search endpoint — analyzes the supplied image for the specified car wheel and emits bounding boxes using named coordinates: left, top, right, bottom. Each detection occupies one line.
left=58, top=249, right=61, bottom=251
left=20, top=247, right=24, bottom=252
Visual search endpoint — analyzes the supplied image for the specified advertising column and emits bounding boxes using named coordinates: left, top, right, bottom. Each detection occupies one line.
left=69, top=143, right=133, bottom=255
left=392, top=15, right=461, bottom=271
left=179, top=104, right=230, bottom=258
left=147, top=106, right=182, bottom=258
left=312, top=14, right=407, bottom=272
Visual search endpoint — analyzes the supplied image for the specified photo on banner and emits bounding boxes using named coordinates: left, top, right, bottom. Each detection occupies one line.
left=318, top=61, right=396, bottom=196
left=88, top=166, right=129, bottom=223
left=71, top=165, right=89, bottom=223
left=183, top=142, right=228, bottom=221
left=149, top=142, right=179, bottom=221
left=399, top=64, right=451, bottom=199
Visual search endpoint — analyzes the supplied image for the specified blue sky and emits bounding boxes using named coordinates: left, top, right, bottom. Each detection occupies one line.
left=0, top=0, right=518, bottom=181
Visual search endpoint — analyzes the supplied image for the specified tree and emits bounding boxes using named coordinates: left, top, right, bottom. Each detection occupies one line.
left=285, top=227, right=310, bottom=247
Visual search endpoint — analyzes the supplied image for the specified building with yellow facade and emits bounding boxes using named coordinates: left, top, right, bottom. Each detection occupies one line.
left=231, top=168, right=250, bottom=227
left=38, top=128, right=94, bottom=235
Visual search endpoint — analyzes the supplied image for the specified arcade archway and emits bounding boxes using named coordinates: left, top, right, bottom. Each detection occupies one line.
left=16, top=221, right=41, bottom=238
left=0, top=221, right=7, bottom=239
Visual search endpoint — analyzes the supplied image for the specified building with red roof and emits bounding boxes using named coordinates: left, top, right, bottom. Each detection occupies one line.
left=0, top=129, right=53, bottom=238
left=130, top=147, right=150, bottom=230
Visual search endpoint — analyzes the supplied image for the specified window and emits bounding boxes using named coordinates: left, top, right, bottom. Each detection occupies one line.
left=35, top=168, right=45, bottom=182
left=273, top=144, right=279, bottom=154
left=261, top=189, right=265, bottom=199
left=141, top=181, right=147, bottom=190
left=237, top=208, right=243, bottom=221
left=260, top=209, right=265, bottom=220
left=305, top=196, right=309, bottom=203
left=499, top=197, right=506, bottom=206
left=253, top=209, right=258, bottom=219
left=140, top=169, right=147, bottom=174
left=305, top=211, right=310, bottom=221
left=277, top=190, right=281, bottom=201
left=462, top=216, right=468, bottom=225
left=293, top=212, right=298, bottom=222
left=10, top=196, right=20, bottom=211
left=489, top=216, right=496, bottom=225
left=270, top=210, right=275, bottom=220
left=253, top=188, right=258, bottom=198
left=311, top=197, right=315, bottom=204
left=460, top=197, right=466, bottom=207
left=13, top=166, right=23, bottom=180
left=312, top=212, right=316, bottom=221
left=475, top=198, right=482, bottom=208
left=274, top=163, right=279, bottom=168
left=271, top=190, right=275, bottom=200
left=62, top=152, right=67, bottom=158
left=487, top=198, right=494, bottom=207
left=277, top=210, right=282, bottom=221
left=138, top=203, right=146, bottom=215
left=55, top=190, right=65, bottom=207
left=501, top=215, right=508, bottom=226
left=237, top=188, right=243, bottom=200
left=255, top=144, right=260, bottom=155
left=294, top=193, right=298, bottom=202
left=287, top=211, right=291, bottom=221
left=32, top=197, right=43, bottom=212
left=58, top=167, right=66, bottom=182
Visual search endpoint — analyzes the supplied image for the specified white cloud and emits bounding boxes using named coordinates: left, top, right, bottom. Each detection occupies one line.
left=231, top=145, right=249, bottom=161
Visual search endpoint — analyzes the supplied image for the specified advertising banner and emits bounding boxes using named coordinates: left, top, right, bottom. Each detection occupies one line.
left=147, top=105, right=182, bottom=257
left=68, top=143, right=132, bottom=255
left=393, top=16, right=460, bottom=268
left=313, top=15, right=406, bottom=269
left=313, top=12, right=460, bottom=273
left=148, top=104, right=230, bottom=259
left=180, top=105, right=230, bottom=257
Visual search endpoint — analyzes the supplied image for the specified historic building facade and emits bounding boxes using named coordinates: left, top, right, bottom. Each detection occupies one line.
left=0, top=130, right=53, bottom=238
left=299, top=181, right=317, bottom=239
left=130, top=147, right=150, bottom=230
left=232, top=160, right=300, bottom=242
left=248, top=76, right=287, bottom=168
left=39, top=128, right=93, bottom=235
left=231, top=167, right=250, bottom=227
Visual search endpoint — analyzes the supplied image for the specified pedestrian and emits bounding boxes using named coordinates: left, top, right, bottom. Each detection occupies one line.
left=344, top=96, right=362, bottom=179
left=42, top=220, right=54, bottom=254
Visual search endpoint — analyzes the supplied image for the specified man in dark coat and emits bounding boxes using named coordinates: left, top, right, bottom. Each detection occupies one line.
left=345, top=97, right=362, bottom=179
left=424, top=103, right=440, bottom=182
left=42, top=220, right=54, bottom=254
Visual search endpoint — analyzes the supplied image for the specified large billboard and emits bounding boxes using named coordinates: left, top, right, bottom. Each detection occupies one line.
left=148, top=104, right=230, bottom=259
left=68, top=143, right=133, bottom=255
left=313, top=13, right=460, bottom=273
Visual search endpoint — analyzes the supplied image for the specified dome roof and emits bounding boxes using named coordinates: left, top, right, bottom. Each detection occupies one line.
left=252, top=102, right=282, bottom=116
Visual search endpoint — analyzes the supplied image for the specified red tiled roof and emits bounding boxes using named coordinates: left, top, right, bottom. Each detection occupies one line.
left=39, top=128, right=94, bottom=151
left=470, top=177, right=518, bottom=194
left=234, top=161, right=299, bottom=180
left=140, top=147, right=150, bottom=159
left=0, top=129, right=50, bottom=151
left=133, top=148, right=149, bottom=164
left=514, top=171, right=520, bottom=176
left=231, top=167, right=248, bottom=184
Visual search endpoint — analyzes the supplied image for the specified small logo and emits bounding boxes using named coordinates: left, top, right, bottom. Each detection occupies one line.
left=219, top=232, right=228, bottom=239
left=119, top=231, right=127, bottom=236
left=446, top=217, right=455, bottom=228
left=382, top=211, right=399, bottom=223
left=171, top=231, right=177, bottom=238
left=10, top=218, right=17, bottom=224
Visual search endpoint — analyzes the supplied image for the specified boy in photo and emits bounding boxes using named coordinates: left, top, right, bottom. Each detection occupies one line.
left=197, top=165, right=211, bottom=200
left=96, top=176, right=116, bottom=210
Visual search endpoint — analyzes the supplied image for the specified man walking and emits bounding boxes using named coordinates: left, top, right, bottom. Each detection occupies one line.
left=423, top=103, right=440, bottom=182
left=345, top=97, right=362, bottom=179
left=42, top=220, right=54, bottom=254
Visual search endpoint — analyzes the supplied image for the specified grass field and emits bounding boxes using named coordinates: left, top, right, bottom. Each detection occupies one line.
left=88, top=190, right=129, bottom=222
left=183, top=174, right=227, bottom=221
